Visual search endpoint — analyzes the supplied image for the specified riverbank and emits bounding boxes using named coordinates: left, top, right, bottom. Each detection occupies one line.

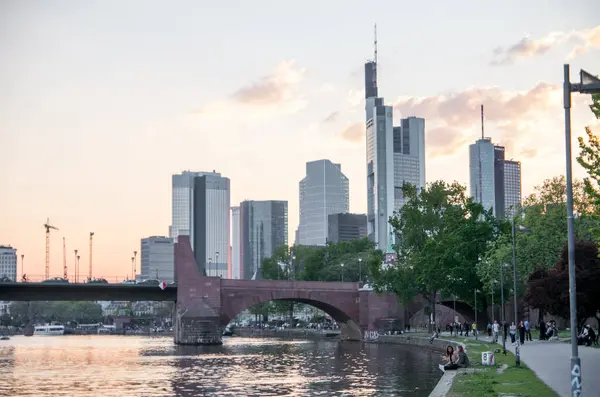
left=373, top=334, right=557, bottom=396
left=233, top=327, right=340, bottom=340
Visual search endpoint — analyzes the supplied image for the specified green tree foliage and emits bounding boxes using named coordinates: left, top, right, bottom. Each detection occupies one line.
left=261, top=238, right=379, bottom=283
left=577, top=93, right=600, bottom=215
left=525, top=240, right=600, bottom=328
left=373, top=181, right=501, bottom=330
left=8, top=301, right=103, bottom=326
left=478, top=176, right=597, bottom=303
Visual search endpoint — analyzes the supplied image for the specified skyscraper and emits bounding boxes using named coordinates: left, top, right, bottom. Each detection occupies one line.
left=327, top=213, right=368, bottom=244
left=297, top=160, right=349, bottom=246
left=504, top=160, right=522, bottom=217
left=231, top=206, right=241, bottom=279
left=140, top=236, right=174, bottom=282
left=469, top=137, right=521, bottom=218
left=239, top=200, right=288, bottom=280
left=192, top=173, right=230, bottom=277
left=393, top=117, right=426, bottom=210
left=365, top=61, right=395, bottom=251
left=171, top=170, right=222, bottom=250
left=0, top=245, right=17, bottom=281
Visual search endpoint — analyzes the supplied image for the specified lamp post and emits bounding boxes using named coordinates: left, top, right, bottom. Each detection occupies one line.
left=564, top=65, right=600, bottom=396
left=500, top=263, right=508, bottom=355
left=474, top=289, right=479, bottom=340
left=20, top=254, right=24, bottom=280
left=358, top=257, right=363, bottom=285
left=208, top=258, right=212, bottom=277
left=215, top=252, right=220, bottom=278
left=133, top=251, right=137, bottom=280
left=74, top=250, right=78, bottom=283
left=512, top=215, right=532, bottom=366
left=131, top=257, right=135, bottom=280
left=491, top=280, right=497, bottom=322
left=340, top=263, right=344, bottom=282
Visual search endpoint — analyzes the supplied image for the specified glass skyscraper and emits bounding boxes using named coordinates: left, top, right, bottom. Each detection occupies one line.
left=504, top=160, right=522, bottom=217
left=239, top=200, right=288, bottom=280
left=297, top=160, right=349, bottom=246
left=393, top=117, right=426, bottom=210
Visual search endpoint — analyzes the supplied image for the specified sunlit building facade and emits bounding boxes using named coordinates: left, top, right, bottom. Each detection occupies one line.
left=140, top=236, right=174, bottom=282
left=393, top=117, right=426, bottom=210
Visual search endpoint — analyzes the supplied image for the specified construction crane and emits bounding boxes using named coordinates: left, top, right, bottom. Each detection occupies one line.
left=43, top=218, right=59, bottom=280
left=89, top=232, right=95, bottom=280
left=62, top=237, right=67, bottom=280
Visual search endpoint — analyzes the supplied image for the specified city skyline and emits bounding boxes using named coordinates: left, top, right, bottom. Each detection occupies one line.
left=1, top=1, right=599, bottom=278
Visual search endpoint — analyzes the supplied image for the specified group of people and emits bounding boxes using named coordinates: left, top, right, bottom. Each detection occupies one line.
left=577, top=324, right=598, bottom=347
left=445, top=321, right=476, bottom=337
left=439, top=345, right=470, bottom=372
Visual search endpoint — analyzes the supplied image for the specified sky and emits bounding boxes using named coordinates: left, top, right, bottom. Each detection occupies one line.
left=1, top=0, right=600, bottom=280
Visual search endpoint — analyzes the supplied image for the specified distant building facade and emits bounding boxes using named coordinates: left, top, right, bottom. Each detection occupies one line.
left=171, top=170, right=222, bottom=250
left=393, top=117, right=426, bottom=210
left=327, top=213, right=368, bottom=243
left=503, top=160, right=522, bottom=217
left=0, top=245, right=17, bottom=282
left=231, top=206, right=241, bottom=279
left=193, top=174, right=231, bottom=277
left=469, top=138, right=521, bottom=218
left=297, top=160, right=349, bottom=246
left=239, top=200, right=288, bottom=280
left=140, top=236, right=174, bottom=282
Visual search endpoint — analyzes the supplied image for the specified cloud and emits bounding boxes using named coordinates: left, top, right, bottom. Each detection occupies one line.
left=337, top=123, right=363, bottom=142
left=231, top=61, right=306, bottom=105
left=391, top=83, right=564, bottom=157
left=491, top=25, right=600, bottom=65
left=322, top=111, right=340, bottom=124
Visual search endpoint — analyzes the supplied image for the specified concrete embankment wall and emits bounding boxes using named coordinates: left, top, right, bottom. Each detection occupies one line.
left=233, top=328, right=340, bottom=340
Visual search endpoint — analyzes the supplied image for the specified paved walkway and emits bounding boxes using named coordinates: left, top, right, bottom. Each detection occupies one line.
left=444, top=332, right=600, bottom=397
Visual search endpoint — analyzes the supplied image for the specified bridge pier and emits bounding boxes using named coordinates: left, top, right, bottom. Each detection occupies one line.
left=174, top=311, right=222, bottom=345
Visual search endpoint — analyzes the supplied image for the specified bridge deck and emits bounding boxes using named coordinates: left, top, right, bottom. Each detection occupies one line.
left=0, top=283, right=177, bottom=301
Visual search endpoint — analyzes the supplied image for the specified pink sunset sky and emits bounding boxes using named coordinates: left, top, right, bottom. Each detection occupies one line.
left=1, top=0, right=599, bottom=280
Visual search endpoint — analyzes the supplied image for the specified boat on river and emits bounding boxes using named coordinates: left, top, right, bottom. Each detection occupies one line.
left=33, top=325, right=65, bottom=336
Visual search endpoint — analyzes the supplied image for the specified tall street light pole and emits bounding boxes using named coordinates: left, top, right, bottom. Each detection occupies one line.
left=340, top=263, right=344, bottom=282
left=500, top=263, right=507, bottom=355
left=474, top=289, right=479, bottom=340
left=358, top=257, right=363, bottom=285
left=512, top=213, right=532, bottom=366
left=564, top=65, right=600, bottom=397
left=215, top=252, right=220, bottom=278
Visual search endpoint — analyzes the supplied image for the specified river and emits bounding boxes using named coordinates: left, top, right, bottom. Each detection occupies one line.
left=0, top=336, right=441, bottom=396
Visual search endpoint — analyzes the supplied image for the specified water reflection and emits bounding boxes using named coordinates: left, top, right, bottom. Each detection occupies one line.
left=0, top=336, right=440, bottom=396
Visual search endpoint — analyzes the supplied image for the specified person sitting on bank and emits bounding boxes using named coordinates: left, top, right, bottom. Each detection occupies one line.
left=440, top=345, right=470, bottom=372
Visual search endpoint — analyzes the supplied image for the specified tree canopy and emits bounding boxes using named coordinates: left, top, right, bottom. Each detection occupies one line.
left=577, top=93, right=600, bottom=218
left=371, top=180, right=502, bottom=329
left=525, top=240, right=600, bottom=328
left=8, top=301, right=103, bottom=326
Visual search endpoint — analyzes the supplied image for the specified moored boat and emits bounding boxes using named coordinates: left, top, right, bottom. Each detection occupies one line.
left=33, top=324, right=65, bottom=336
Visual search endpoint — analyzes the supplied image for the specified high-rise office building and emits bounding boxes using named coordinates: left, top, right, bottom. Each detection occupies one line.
left=469, top=138, right=521, bottom=218
left=239, top=200, right=288, bottom=280
left=231, top=206, right=241, bottom=279
left=365, top=59, right=395, bottom=252
left=504, top=160, right=522, bottom=217
left=393, top=117, right=426, bottom=210
left=171, top=170, right=222, bottom=250
left=192, top=174, right=230, bottom=277
left=140, top=236, right=174, bottom=282
left=327, top=213, right=368, bottom=244
left=297, top=160, right=349, bottom=246
left=0, top=245, right=17, bottom=281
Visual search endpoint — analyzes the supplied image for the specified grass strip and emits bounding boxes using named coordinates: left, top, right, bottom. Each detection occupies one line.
left=441, top=337, right=558, bottom=397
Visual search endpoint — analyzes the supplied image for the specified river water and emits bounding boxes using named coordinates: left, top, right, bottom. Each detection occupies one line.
left=0, top=336, right=441, bottom=396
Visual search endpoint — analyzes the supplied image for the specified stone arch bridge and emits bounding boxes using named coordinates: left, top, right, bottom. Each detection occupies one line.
left=174, top=237, right=402, bottom=345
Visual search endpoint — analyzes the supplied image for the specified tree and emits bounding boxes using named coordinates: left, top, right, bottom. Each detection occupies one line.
left=373, top=180, right=501, bottom=331
left=524, top=240, right=600, bottom=329
left=577, top=94, right=600, bottom=216
left=479, top=175, right=597, bottom=302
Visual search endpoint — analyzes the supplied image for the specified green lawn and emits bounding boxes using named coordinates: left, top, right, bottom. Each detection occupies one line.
left=442, top=337, right=558, bottom=397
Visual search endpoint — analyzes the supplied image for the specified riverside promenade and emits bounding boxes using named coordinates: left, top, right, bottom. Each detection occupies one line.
left=444, top=332, right=600, bottom=397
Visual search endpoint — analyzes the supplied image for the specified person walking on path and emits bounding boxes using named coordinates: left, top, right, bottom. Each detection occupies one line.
left=487, top=322, right=492, bottom=337
left=492, top=320, right=500, bottom=343
left=524, top=320, right=532, bottom=341
left=509, top=322, right=517, bottom=344
left=518, top=321, right=526, bottom=345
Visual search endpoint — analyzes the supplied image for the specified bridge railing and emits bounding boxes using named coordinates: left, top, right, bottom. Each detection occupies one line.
left=13, top=274, right=132, bottom=284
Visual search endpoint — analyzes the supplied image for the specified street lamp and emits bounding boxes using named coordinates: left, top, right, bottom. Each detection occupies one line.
left=340, top=263, right=345, bottom=282
left=512, top=214, right=532, bottom=366
left=207, top=257, right=212, bottom=277
left=215, top=252, right=220, bottom=278
left=358, top=257, right=363, bottom=285
left=474, top=289, right=479, bottom=340
left=564, top=65, right=600, bottom=396
left=491, top=280, right=497, bottom=322
left=500, top=263, right=510, bottom=355
left=74, top=249, right=78, bottom=283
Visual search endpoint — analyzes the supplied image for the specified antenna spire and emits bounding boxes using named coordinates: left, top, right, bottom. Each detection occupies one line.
left=374, top=23, right=378, bottom=64
left=481, top=104, right=484, bottom=139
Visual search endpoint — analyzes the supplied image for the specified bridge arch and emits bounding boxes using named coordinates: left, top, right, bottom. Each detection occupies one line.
left=405, top=295, right=488, bottom=329
left=219, top=285, right=363, bottom=341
